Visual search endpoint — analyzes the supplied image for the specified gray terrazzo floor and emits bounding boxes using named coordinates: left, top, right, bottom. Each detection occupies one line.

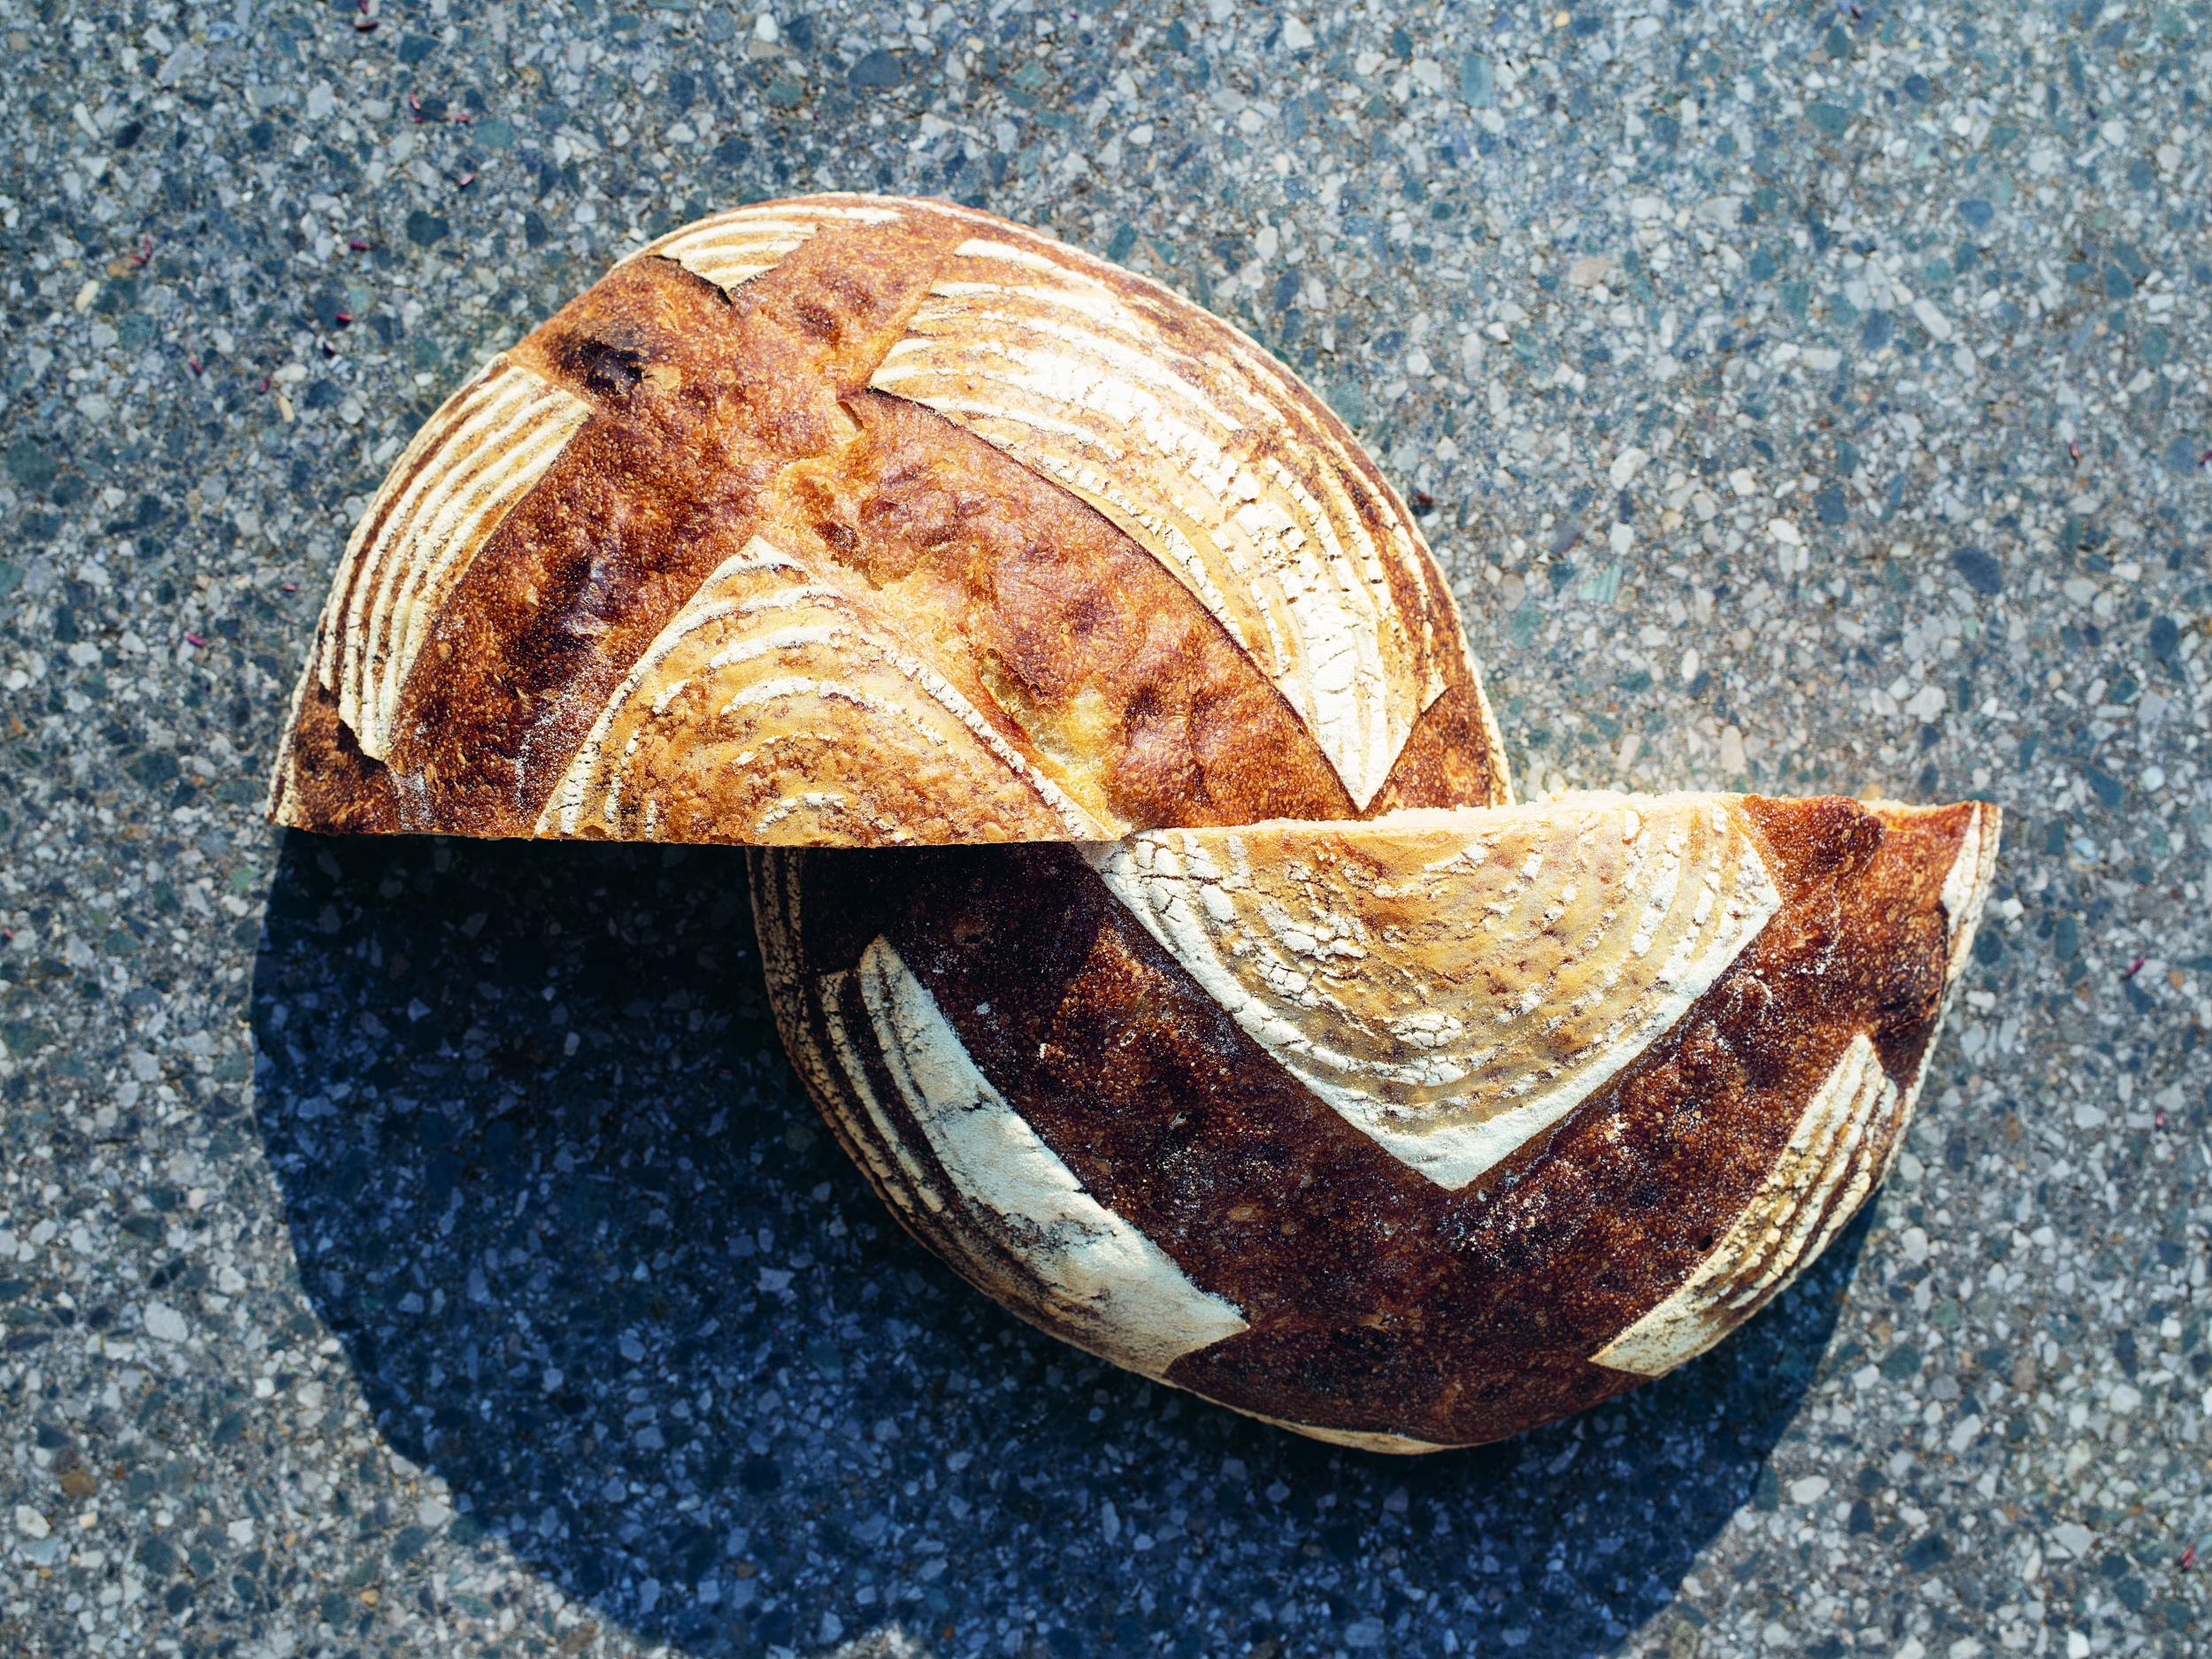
left=3, top=2, right=2208, bottom=1656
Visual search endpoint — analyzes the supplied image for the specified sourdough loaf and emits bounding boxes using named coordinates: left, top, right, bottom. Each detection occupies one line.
left=267, top=193, right=2003, bottom=1452
left=269, top=194, right=1508, bottom=844
left=751, top=794, right=1999, bottom=1450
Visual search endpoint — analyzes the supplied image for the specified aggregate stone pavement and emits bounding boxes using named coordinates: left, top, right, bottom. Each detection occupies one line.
left=2, top=3, right=2208, bottom=1657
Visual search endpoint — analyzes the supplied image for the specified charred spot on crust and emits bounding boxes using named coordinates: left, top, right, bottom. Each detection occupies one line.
left=559, top=334, right=649, bottom=399
left=503, top=550, right=611, bottom=690
left=792, top=300, right=841, bottom=342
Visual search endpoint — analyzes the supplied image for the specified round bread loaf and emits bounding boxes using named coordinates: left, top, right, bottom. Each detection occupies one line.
left=269, top=193, right=1508, bottom=844
left=750, top=793, right=1999, bottom=1450
left=267, top=193, right=2004, bottom=1453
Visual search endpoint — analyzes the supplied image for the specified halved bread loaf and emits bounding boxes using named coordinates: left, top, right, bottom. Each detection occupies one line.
left=270, top=195, right=1508, bottom=844
left=750, top=794, right=1999, bottom=1448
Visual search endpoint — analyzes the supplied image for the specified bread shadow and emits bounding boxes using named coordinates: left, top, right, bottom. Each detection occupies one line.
left=251, top=834, right=1870, bottom=1659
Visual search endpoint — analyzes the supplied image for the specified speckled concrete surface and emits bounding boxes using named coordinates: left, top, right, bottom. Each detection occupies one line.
left=3, top=3, right=2208, bottom=1656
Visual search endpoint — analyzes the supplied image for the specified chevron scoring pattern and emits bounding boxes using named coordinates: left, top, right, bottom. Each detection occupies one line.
left=535, top=536, right=1105, bottom=845
left=754, top=795, right=2000, bottom=1449
left=1086, top=796, right=1781, bottom=1188
left=270, top=193, right=2005, bottom=1454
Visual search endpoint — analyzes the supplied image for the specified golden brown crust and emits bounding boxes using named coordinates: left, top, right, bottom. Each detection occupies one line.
left=267, top=191, right=2003, bottom=1454
left=867, top=219, right=1477, bottom=808
left=271, top=195, right=1505, bottom=844
left=799, top=391, right=1363, bottom=829
left=389, top=218, right=952, bottom=834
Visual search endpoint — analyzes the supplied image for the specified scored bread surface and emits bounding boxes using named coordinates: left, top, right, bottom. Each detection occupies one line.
left=752, top=795, right=2001, bottom=1449
left=1084, top=796, right=1786, bottom=1189
left=269, top=193, right=2005, bottom=1453
left=270, top=194, right=1509, bottom=844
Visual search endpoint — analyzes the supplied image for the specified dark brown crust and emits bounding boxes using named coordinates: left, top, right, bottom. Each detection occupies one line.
left=271, top=196, right=1504, bottom=842
left=1366, top=678, right=1509, bottom=819
left=269, top=680, right=403, bottom=832
left=754, top=796, right=1985, bottom=1447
